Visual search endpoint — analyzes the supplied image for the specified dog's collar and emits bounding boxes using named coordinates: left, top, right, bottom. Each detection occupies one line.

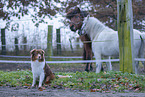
left=78, top=15, right=90, bottom=36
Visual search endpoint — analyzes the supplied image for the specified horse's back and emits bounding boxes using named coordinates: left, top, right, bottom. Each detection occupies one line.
left=92, top=28, right=119, bottom=56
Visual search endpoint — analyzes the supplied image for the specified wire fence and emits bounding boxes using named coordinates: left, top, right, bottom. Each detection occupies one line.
left=1, top=55, right=145, bottom=63
left=0, top=8, right=145, bottom=74
left=1, top=23, right=145, bottom=60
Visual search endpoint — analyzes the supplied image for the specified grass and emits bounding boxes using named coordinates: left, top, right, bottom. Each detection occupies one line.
left=0, top=70, right=33, bottom=87
left=52, top=71, right=145, bottom=92
left=0, top=70, right=145, bottom=92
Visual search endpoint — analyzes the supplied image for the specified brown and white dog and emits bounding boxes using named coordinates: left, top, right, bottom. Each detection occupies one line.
left=30, top=49, right=55, bottom=88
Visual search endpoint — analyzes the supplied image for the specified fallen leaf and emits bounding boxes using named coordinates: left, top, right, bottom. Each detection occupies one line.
left=27, top=86, right=31, bottom=89
left=120, top=82, right=124, bottom=85
left=90, top=89, right=97, bottom=92
left=125, top=82, right=129, bottom=86
left=134, top=84, right=139, bottom=89
left=105, top=91, right=111, bottom=93
left=104, top=72, right=106, bottom=74
left=134, top=88, right=140, bottom=92
left=134, top=80, right=137, bottom=83
left=112, top=79, right=115, bottom=82
left=117, top=77, right=120, bottom=81
left=129, top=87, right=133, bottom=90
left=114, top=85, right=119, bottom=88
left=38, top=87, right=46, bottom=91
left=25, top=83, right=30, bottom=86
left=38, top=88, right=43, bottom=91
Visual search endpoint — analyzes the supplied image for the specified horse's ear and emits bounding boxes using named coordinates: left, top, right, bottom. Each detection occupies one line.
left=66, top=7, right=81, bottom=19
left=75, top=7, right=81, bottom=13
left=80, top=11, right=89, bottom=18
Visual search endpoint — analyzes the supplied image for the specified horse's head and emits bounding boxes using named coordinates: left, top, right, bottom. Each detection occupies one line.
left=66, top=7, right=88, bottom=32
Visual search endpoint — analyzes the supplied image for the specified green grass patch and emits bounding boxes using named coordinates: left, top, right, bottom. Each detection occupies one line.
left=0, top=70, right=32, bottom=87
left=52, top=71, right=145, bottom=92
left=0, top=70, right=145, bottom=92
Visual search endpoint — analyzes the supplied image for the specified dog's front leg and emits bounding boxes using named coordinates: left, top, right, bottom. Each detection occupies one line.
left=39, top=73, right=45, bottom=87
left=32, top=74, right=36, bottom=87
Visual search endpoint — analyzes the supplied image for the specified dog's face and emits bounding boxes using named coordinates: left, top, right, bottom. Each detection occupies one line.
left=30, top=49, right=45, bottom=62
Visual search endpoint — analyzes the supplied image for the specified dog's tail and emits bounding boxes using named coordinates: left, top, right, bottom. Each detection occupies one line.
left=57, top=75, right=72, bottom=78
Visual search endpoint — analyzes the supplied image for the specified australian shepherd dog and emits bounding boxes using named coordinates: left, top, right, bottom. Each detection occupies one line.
left=30, top=49, right=55, bottom=88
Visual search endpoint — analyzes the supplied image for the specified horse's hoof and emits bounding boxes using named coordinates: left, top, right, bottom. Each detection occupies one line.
left=90, top=65, right=93, bottom=71
left=101, top=66, right=104, bottom=71
left=85, top=68, right=89, bottom=72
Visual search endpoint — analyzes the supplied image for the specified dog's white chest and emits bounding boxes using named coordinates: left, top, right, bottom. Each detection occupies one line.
left=31, top=60, right=45, bottom=76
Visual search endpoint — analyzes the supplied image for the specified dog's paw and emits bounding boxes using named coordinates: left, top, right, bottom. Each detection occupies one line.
left=38, top=87, right=46, bottom=91
left=30, top=86, right=35, bottom=89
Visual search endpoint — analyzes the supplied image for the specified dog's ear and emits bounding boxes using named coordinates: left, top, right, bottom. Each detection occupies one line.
left=30, top=49, right=36, bottom=54
left=38, top=49, right=45, bottom=54
left=41, top=49, right=45, bottom=54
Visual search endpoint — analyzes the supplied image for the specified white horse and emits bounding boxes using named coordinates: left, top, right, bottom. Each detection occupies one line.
left=80, top=16, right=145, bottom=73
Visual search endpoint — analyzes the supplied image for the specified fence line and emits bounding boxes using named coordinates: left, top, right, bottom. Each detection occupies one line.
left=134, top=58, right=145, bottom=61
left=0, top=55, right=85, bottom=59
left=0, top=38, right=144, bottom=47
left=1, top=55, right=145, bottom=60
left=0, top=57, right=145, bottom=64
left=0, top=59, right=119, bottom=64
left=0, top=55, right=30, bottom=58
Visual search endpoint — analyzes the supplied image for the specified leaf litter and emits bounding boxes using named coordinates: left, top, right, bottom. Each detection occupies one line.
left=0, top=70, right=145, bottom=93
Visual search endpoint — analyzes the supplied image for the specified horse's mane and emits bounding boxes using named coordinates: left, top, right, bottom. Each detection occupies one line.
left=66, top=7, right=89, bottom=19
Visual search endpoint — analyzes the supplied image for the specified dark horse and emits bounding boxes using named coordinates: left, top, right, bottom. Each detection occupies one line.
left=66, top=7, right=93, bottom=72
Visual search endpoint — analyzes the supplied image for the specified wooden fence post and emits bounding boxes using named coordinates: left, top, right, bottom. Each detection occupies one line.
left=23, top=37, right=27, bottom=51
left=47, top=25, right=53, bottom=61
left=56, top=28, right=61, bottom=55
left=22, top=24, right=27, bottom=52
left=76, top=37, right=80, bottom=49
left=1, top=29, right=6, bottom=55
left=117, top=0, right=135, bottom=73
left=15, top=38, right=19, bottom=55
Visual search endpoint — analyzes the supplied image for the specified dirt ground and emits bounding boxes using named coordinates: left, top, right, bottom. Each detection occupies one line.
left=1, top=86, right=145, bottom=97
left=1, top=63, right=145, bottom=97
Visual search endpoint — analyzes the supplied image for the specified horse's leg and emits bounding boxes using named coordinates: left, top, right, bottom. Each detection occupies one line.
left=84, top=43, right=93, bottom=72
left=135, top=61, right=139, bottom=74
left=92, top=42, right=102, bottom=73
left=82, top=45, right=89, bottom=72
left=95, top=55, right=102, bottom=73
left=83, top=46, right=86, bottom=60
left=134, top=49, right=140, bottom=74
left=138, top=37, right=145, bottom=71
left=93, top=51, right=102, bottom=73
left=85, top=53, right=93, bottom=72
left=134, top=37, right=144, bottom=74
left=80, top=34, right=93, bottom=72
left=106, top=56, right=112, bottom=71
left=86, top=43, right=93, bottom=71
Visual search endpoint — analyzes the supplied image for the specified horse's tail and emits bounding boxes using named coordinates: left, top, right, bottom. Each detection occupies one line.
left=139, top=33, right=145, bottom=69
left=140, top=32, right=145, bottom=48
left=139, top=35, right=144, bottom=58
